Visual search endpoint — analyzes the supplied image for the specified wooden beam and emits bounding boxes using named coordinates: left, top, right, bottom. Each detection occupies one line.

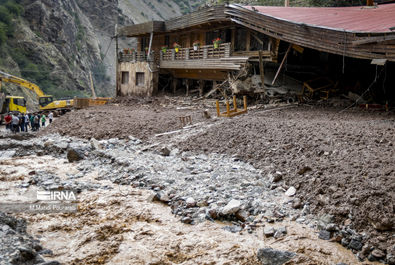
left=259, top=50, right=265, bottom=97
left=205, top=81, right=218, bottom=98
left=199, top=80, right=205, bottom=97
left=352, top=35, right=395, bottom=46
left=246, top=30, right=251, bottom=51
left=251, top=32, right=264, bottom=46
left=147, top=32, right=153, bottom=61
left=272, top=43, right=292, bottom=85
left=185, top=79, right=190, bottom=96
left=172, top=78, right=177, bottom=94
left=115, top=34, right=120, bottom=96
left=89, top=71, right=96, bottom=98
left=231, top=28, right=236, bottom=52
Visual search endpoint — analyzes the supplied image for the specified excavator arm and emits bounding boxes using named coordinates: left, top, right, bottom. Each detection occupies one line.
left=0, top=70, right=46, bottom=97
left=0, top=70, right=73, bottom=112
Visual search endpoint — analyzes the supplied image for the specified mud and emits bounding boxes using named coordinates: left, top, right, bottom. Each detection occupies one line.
left=31, top=99, right=395, bottom=263
left=178, top=106, right=395, bottom=260
left=1, top=155, right=380, bottom=265
left=41, top=97, right=210, bottom=140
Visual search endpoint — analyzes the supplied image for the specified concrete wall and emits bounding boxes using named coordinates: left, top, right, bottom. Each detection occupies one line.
left=117, top=61, right=158, bottom=97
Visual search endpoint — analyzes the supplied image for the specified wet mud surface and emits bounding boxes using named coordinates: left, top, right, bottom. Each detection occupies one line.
left=7, top=98, right=394, bottom=264
left=178, top=106, right=395, bottom=262
left=0, top=155, right=379, bottom=265
left=42, top=97, right=209, bottom=141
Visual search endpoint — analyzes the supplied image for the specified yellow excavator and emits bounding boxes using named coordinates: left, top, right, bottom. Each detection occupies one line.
left=0, top=70, right=73, bottom=113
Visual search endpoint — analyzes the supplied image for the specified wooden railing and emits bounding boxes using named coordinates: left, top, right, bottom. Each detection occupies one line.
left=160, top=43, right=231, bottom=61
left=119, top=51, right=155, bottom=62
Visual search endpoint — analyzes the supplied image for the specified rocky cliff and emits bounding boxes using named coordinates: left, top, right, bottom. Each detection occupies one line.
left=0, top=0, right=198, bottom=110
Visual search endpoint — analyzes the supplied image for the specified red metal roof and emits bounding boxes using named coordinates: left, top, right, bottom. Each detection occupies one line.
left=245, top=4, right=395, bottom=33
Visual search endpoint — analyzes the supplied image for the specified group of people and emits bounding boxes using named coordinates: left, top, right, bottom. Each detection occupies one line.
left=4, top=111, right=53, bottom=133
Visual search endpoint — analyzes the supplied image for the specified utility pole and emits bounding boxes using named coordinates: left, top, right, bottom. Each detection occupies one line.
left=115, top=24, right=119, bottom=97
left=284, top=0, right=290, bottom=7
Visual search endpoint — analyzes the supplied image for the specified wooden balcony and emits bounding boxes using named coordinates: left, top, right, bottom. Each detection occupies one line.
left=160, top=43, right=248, bottom=71
left=119, top=43, right=249, bottom=71
left=119, top=51, right=155, bottom=63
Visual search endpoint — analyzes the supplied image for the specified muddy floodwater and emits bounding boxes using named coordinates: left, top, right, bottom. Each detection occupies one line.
left=0, top=154, right=381, bottom=264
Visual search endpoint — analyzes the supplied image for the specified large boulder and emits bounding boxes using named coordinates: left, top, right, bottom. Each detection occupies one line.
left=257, top=248, right=296, bottom=265
left=67, top=148, right=84, bottom=162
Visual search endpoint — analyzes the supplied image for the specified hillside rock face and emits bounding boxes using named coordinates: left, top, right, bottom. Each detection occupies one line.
left=1, top=0, right=189, bottom=110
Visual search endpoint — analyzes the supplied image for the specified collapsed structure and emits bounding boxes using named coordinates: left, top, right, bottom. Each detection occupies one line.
left=115, top=2, right=395, bottom=102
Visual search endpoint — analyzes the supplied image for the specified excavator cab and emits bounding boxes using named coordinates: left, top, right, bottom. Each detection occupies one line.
left=39, top=96, right=54, bottom=108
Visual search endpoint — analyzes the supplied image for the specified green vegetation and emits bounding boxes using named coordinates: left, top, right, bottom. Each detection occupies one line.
left=92, top=60, right=110, bottom=83
left=0, top=0, right=23, bottom=45
left=74, top=14, right=85, bottom=51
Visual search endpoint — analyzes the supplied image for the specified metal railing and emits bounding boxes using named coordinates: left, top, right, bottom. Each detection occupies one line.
left=160, top=43, right=231, bottom=61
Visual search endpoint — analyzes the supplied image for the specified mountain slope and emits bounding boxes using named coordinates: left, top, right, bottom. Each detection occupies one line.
left=0, top=0, right=192, bottom=111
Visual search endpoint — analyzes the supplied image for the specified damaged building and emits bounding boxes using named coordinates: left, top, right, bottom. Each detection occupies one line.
left=115, top=1, right=395, bottom=105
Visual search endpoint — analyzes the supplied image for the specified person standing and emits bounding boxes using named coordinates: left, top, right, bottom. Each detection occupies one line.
left=41, top=114, right=46, bottom=127
left=4, top=113, right=12, bottom=131
left=24, top=113, right=29, bottom=132
left=19, top=113, right=25, bottom=132
left=11, top=113, right=19, bottom=133
left=48, top=111, right=53, bottom=124
left=34, top=114, right=40, bottom=131
left=30, top=114, right=35, bottom=131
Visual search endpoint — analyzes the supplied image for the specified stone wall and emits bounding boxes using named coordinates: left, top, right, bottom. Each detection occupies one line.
left=117, top=61, right=158, bottom=97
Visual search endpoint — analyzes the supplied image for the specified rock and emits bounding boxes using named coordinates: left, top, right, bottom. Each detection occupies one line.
left=371, top=218, right=393, bottom=231
left=43, top=139, right=54, bottom=147
left=196, top=200, right=208, bottom=207
left=153, top=191, right=170, bottom=203
left=272, top=171, right=283, bottom=182
left=223, top=225, right=242, bottom=233
left=285, top=186, right=296, bottom=197
left=349, top=239, right=363, bottom=251
left=185, top=197, right=196, bottom=208
left=318, top=230, right=331, bottom=240
left=90, top=138, right=102, bottom=150
left=257, top=248, right=296, bottom=265
left=203, top=109, right=211, bottom=119
left=17, top=246, right=36, bottom=261
left=0, top=150, right=16, bottom=158
left=159, top=146, right=171, bottom=156
left=181, top=217, right=192, bottom=224
left=207, top=208, right=218, bottom=219
left=386, top=253, right=395, bottom=265
left=21, top=183, right=30, bottom=188
left=277, top=226, right=287, bottom=235
left=341, top=238, right=350, bottom=247
left=302, top=204, right=310, bottom=215
left=296, top=217, right=305, bottom=224
left=297, top=166, right=312, bottom=175
left=291, top=198, right=302, bottom=209
left=67, top=148, right=84, bottom=162
left=325, top=223, right=338, bottom=232
left=274, top=227, right=287, bottom=239
left=370, top=249, right=386, bottom=259
left=40, top=262, right=61, bottom=265
left=264, top=227, right=275, bottom=237
left=235, top=209, right=249, bottom=222
left=336, top=263, right=348, bottom=265
left=222, top=199, right=241, bottom=215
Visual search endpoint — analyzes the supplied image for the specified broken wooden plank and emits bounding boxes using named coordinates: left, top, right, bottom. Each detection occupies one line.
left=272, top=43, right=292, bottom=85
